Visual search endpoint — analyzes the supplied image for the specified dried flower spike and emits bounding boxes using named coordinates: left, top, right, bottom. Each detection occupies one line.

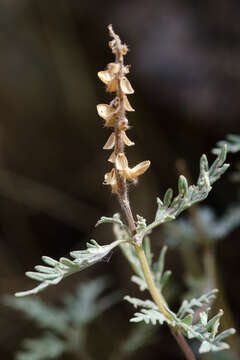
left=97, top=24, right=150, bottom=196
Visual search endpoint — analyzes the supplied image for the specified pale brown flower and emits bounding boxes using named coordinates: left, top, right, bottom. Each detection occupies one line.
left=120, top=77, right=134, bottom=94
left=116, top=153, right=150, bottom=181
left=104, top=168, right=118, bottom=193
left=108, top=152, right=116, bottom=163
left=103, top=132, right=135, bottom=151
left=98, top=63, right=121, bottom=93
left=98, top=70, right=114, bottom=85
left=97, top=104, right=117, bottom=127
left=123, top=95, right=135, bottom=112
left=103, top=133, right=115, bottom=150
left=119, top=118, right=129, bottom=131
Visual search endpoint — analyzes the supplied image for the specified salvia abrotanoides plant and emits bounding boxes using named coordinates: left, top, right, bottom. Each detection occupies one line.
left=15, top=25, right=235, bottom=360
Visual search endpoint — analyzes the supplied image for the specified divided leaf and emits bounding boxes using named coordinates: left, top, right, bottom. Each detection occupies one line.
left=165, top=206, right=240, bottom=249
left=3, top=297, right=68, bottom=335
left=15, top=333, right=68, bottom=360
left=126, top=291, right=235, bottom=354
left=63, top=277, right=121, bottom=325
left=124, top=296, right=158, bottom=310
left=15, top=239, right=126, bottom=297
left=138, top=146, right=229, bottom=241
left=177, top=289, right=218, bottom=318
left=152, top=246, right=172, bottom=291
left=129, top=308, right=169, bottom=326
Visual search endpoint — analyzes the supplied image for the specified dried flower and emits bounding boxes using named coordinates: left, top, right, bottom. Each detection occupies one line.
left=123, top=95, right=135, bottom=112
left=96, top=104, right=117, bottom=127
left=116, top=153, right=150, bottom=181
left=120, top=77, right=134, bottom=94
left=103, top=132, right=135, bottom=150
left=103, top=168, right=118, bottom=193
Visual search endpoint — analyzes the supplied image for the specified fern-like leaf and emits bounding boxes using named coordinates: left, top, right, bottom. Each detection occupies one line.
left=177, top=289, right=218, bottom=318
left=126, top=291, right=235, bottom=353
left=15, top=239, right=126, bottom=297
left=134, top=146, right=229, bottom=244
left=63, top=277, right=121, bottom=325
left=124, top=295, right=158, bottom=310
left=15, top=333, right=68, bottom=360
left=3, top=297, right=68, bottom=334
left=129, top=308, right=169, bottom=326
left=165, top=206, right=240, bottom=249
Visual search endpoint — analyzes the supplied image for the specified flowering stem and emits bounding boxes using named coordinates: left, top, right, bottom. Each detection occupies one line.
left=115, top=166, right=196, bottom=359
left=101, top=25, right=196, bottom=360
left=108, top=24, right=136, bottom=235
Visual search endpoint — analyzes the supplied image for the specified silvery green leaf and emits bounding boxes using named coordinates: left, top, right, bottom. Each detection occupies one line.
left=131, top=275, right=147, bottom=291
left=178, top=175, right=188, bottom=196
left=63, top=277, right=121, bottom=325
left=215, top=329, right=236, bottom=343
left=151, top=246, right=172, bottom=291
left=200, top=312, right=208, bottom=326
left=3, top=297, right=68, bottom=335
left=177, top=289, right=218, bottom=318
left=143, top=237, right=153, bottom=266
left=124, top=296, right=158, bottom=310
left=163, top=188, right=173, bottom=207
left=165, top=205, right=240, bottom=252
left=125, top=291, right=235, bottom=354
left=116, top=323, right=157, bottom=357
left=160, top=270, right=172, bottom=290
left=199, top=340, right=230, bottom=353
left=15, top=239, right=126, bottom=297
left=15, top=333, right=68, bottom=360
left=129, top=309, right=169, bottom=325
left=95, top=214, right=123, bottom=227
left=199, top=340, right=213, bottom=353
left=152, top=246, right=167, bottom=286
left=142, top=147, right=229, bottom=237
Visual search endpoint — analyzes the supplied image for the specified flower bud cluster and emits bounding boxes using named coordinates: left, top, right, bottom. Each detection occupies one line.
left=97, top=25, right=150, bottom=194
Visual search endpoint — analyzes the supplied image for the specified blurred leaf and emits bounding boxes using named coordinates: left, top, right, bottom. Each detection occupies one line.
left=15, top=333, right=67, bottom=360
left=3, top=297, right=68, bottom=335
left=213, top=134, right=240, bottom=154
left=63, top=277, right=121, bottom=325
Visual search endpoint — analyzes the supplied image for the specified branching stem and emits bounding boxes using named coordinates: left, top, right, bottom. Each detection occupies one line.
left=110, top=25, right=196, bottom=360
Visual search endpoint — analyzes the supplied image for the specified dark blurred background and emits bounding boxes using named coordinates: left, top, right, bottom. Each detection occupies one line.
left=0, top=0, right=240, bottom=359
